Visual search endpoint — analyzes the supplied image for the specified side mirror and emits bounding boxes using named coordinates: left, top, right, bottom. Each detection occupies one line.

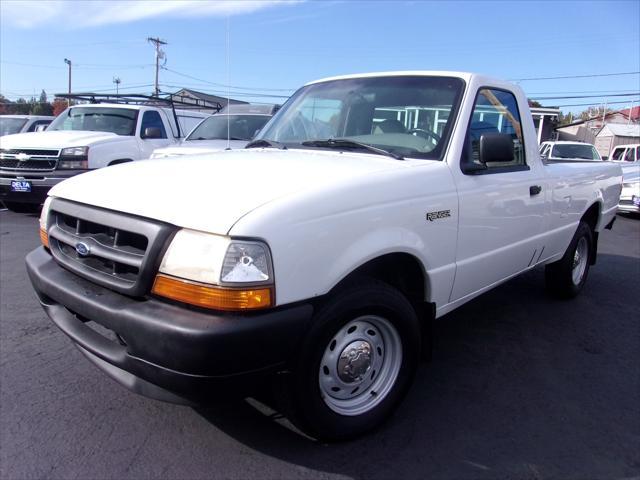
left=479, top=133, right=514, bottom=164
left=142, top=127, right=162, bottom=139
left=35, top=124, right=48, bottom=132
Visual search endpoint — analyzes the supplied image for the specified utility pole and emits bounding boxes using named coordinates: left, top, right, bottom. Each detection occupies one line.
left=147, top=37, right=167, bottom=97
left=113, top=76, right=121, bottom=95
left=64, top=58, right=72, bottom=107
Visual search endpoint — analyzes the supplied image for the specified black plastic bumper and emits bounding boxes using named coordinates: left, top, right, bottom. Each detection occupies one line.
left=26, top=247, right=314, bottom=404
left=0, top=169, right=86, bottom=205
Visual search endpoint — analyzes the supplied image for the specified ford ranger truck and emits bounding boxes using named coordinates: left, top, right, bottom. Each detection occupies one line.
left=26, top=72, right=622, bottom=441
left=0, top=104, right=208, bottom=213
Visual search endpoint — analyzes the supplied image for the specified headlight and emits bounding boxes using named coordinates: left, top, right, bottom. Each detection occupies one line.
left=152, top=229, right=274, bottom=310
left=39, top=196, right=53, bottom=248
left=59, top=146, right=89, bottom=169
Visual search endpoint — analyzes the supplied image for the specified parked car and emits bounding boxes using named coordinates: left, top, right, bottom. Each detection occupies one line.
left=609, top=143, right=640, bottom=162
left=618, top=161, right=640, bottom=214
left=27, top=71, right=622, bottom=441
left=539, top=141, right=602, bottom=161
left=150, top=104, right=278, bottom=158
left=0, top=115, right=54, bottom=136
left=0, top=101, right=209, bottom=212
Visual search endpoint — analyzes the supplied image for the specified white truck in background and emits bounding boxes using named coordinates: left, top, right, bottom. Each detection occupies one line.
left=0, top=97, right=210, bottom=212
left=28, top=71, right=622, bottom=441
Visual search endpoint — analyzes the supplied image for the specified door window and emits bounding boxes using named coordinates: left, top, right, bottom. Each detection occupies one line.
left=624, top=147, right=635, bottom=162
left=611, top=147, right=625, bottom=161
left=140, top=111, right=167, bottom=139
left=462, top=88, right=526, bottom=172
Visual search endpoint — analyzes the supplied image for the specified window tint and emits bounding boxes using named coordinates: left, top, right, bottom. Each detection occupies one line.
left=611, top=147, right=625, bottom=161
left=624, top=147, right=635, bottom=162
left=0, top=118, right=27, bottom=135
left=551, top=143, right=599, bottom=160
left=140, top=111, right=167, bottom=139
left=48, top=108, right=137, bottom=135
left=187, top=115, right=272, bottom=141
left=463, top=88, right=525, bottom=170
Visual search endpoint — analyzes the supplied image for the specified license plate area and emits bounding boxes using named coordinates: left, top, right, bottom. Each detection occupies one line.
left=10, top=180, right=32, bottom=192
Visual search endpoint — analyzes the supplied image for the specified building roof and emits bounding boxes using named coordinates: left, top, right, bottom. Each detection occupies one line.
left=618, top=106, right=640, bottom=121
left=598, top=123, right=640, bottom=138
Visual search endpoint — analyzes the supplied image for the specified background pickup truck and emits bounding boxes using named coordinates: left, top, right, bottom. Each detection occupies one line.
left=27, top=71, right=622, bottom=441
left=0, top=100, right=209, bottom=212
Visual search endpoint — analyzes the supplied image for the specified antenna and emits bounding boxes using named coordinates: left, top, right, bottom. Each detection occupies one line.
left=226, top=17, right=231, bottom=150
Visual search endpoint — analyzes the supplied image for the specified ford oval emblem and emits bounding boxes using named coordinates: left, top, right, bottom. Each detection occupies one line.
left=75, top=242, right=90, bottom=257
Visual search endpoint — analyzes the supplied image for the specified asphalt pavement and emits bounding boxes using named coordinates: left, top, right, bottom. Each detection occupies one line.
left=1, top=210, right=639, bottom=480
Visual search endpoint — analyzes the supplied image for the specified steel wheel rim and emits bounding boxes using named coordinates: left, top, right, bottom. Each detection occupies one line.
left=318, top=315, right=403, bottom=416
left=572, top=236, right=588, bottom=285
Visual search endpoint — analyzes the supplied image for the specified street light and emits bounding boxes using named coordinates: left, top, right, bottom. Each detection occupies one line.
left=64, top=58, right=71, bottom=107
left=113, top=77, right=121, bottom=95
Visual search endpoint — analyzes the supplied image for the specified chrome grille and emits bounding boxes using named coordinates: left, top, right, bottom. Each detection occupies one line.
left=47, top=198, right=175, bottom=296
left=0, top=148, right=59, bottom=171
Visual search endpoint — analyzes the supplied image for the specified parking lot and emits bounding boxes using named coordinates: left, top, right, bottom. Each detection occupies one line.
left=1, top=209, right=638, bottom=479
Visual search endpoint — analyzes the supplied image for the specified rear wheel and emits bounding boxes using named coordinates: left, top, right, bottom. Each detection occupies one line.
left=545, top=221, right=593, bottom=298
left=3, top=202, right=41, bottom=214
left=279, top=279, right=421, bottom=441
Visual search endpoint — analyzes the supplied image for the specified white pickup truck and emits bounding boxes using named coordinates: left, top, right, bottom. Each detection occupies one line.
left=26, top=71, right=622, bottom=441
left=0, top=102, right=209, bottom=212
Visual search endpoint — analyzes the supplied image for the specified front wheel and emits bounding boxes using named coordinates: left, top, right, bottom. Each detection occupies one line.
left=545, top=221, right=593, bottom=298
left=280, top=280, right=421, bottom=441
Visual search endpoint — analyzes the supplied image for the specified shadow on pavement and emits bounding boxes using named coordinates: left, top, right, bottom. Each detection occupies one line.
left=196, top=254, right=639, bottom=479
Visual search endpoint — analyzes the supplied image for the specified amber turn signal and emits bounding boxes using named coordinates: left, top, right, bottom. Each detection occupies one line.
left=40, top=228, right=49, bottom=248
left=152, top=274, right=273, bottom=311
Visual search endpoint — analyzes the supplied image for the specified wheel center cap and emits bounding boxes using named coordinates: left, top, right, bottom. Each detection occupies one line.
left=337, top=340, right=372, bottom=383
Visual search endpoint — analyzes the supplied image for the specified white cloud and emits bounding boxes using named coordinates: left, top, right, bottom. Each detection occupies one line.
left=1, top=0, right=301, bottom=29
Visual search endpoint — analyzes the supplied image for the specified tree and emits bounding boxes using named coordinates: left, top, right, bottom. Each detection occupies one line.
left=52, top=98, right=68, bottom=116
left=31, top=90, right=53, bottom=116
left=528, top=99, right=542, bottom=108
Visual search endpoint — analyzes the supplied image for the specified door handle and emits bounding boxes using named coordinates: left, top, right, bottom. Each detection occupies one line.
left=529, top=185, right=542, bottom=196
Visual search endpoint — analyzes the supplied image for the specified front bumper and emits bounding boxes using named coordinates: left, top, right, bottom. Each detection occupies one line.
left=26, top=247, right=314, bottom=404
left=0, top=169, right=85, bottom=204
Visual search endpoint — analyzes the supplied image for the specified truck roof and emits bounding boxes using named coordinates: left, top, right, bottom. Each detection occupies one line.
left=306, top=71, right=478, bottom=86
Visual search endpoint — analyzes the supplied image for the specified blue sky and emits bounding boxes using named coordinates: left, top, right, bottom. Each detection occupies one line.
left=1, top=0, right=638, bottom=114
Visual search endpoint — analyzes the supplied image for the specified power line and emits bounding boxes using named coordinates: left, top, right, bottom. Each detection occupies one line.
left=553, top=99, right=640, bottom=108
left=161, top=67, right=295, bottom=92
left=511, top=71, right=640, bottom=81
left=531, top=92, right=640, bottom=100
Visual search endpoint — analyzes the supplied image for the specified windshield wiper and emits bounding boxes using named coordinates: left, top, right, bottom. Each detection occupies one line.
left=245, top=139, right=287, bottom=150
left=191, top=136, right=245, bottom=141
left=301, top=138, right=404, bottom=160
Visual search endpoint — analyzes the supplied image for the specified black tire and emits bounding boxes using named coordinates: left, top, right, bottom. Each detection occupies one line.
left=545, top=221, right=593, bottom=299
left=3, top=202, right=41, bottom=214
left=279, top=279, right=421, bottom=441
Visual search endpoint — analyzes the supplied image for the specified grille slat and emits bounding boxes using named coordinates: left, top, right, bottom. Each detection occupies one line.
left=46, top=199, right=174, bottom=297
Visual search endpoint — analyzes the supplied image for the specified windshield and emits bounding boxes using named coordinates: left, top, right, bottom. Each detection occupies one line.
left=0, top=117, right=28, bottom=136
left=256, top=75, right=464, bottom=160
left=48, top=107, right=138, bottom=136
left=186, top=114, right=271, bottom=141
left=551, top=143, right=600, bottom=160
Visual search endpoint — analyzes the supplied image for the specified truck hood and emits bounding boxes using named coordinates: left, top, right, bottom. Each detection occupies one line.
left=152, top=139, right=247, bottom=157
left=0, top=130, right=119, bottom=149
left=50, top=148, right=413, bottom=234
